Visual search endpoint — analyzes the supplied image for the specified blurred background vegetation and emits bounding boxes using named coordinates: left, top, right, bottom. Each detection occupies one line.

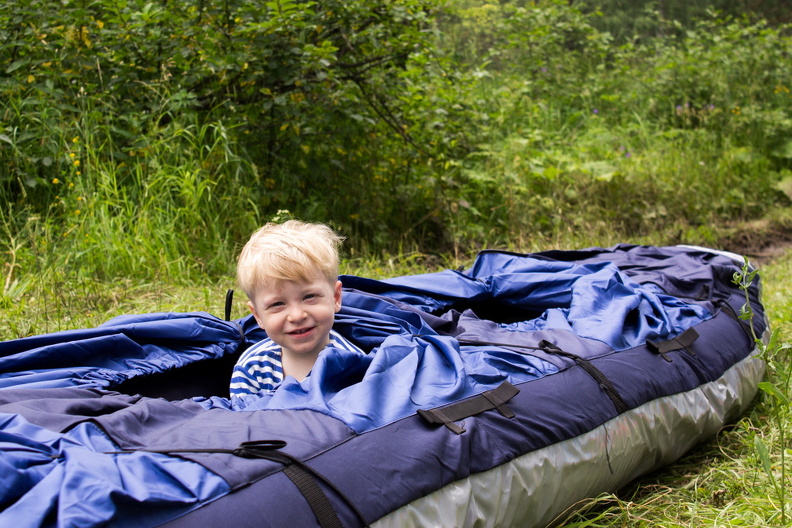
left=1, top=0, right=790, bottom=283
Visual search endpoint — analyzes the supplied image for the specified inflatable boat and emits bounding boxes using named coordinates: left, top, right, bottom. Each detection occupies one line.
left=0, top=244, right=767, bottom=527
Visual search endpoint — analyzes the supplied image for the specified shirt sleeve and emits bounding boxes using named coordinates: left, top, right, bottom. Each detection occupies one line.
left=229, top=362, right=262, bottom=397
left=229, top=338, right=283, bottom=398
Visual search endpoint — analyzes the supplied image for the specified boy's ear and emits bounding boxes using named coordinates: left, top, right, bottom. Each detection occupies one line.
left=248, top=301, right=265, bottom=329
left=333, top=280, right=342, bottom=312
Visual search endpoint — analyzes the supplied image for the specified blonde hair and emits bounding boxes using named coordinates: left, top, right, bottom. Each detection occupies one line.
left=236, top=220, right=344, bottom=299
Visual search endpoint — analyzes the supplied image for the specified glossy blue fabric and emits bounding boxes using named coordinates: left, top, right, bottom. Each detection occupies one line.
left=219, top=251, right=710, bottom=429
left=0, top=312, right=244, bottom=390
left=0, top=412, right=229, bottom=527
left=226, top=334, right=559, bottom=431
left=340, top=253, right=709, bottom=351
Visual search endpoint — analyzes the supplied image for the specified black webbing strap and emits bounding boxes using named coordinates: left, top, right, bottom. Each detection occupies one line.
left=417, top=381, right=519, bottom=434
left=453, top=337, right=629, bottom=415
left=87, top=440, right=369, bottom=528
left=537, top=340, right=629, bottom=414
left=720, top=301, right=754, bottom=341
left=224, top=289, right=234, bottom=321
left=646, top=327, right=699, bottom=362
left=283, top=464, right=344, bottom=528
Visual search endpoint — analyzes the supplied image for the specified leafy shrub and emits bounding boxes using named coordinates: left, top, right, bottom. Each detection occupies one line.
left=0, top=0, right=455, bottom=273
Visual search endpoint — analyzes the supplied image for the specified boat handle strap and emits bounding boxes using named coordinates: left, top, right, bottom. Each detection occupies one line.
left=87, top=439, right=369, bottom=528
left=417, top=381, right=519, bottom=434
left=452, top=337, right=629, bottom=414
left=647, top=327, right=699, bottom=361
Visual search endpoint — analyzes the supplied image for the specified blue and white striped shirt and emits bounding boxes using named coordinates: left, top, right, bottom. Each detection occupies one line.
left=229, top=329, right=363, bottom=399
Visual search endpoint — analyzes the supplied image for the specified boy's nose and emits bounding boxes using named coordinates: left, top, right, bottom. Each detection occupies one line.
left=286, top=305, right=307, bottom=322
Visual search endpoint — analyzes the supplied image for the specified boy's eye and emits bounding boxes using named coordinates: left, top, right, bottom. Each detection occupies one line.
left=268, top=301, right=285, bottom=309
left=304, top=293, right=318, bottom=300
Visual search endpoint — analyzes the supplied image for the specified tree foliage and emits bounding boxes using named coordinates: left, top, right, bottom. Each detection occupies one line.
left=577, top=0, right=792, bottom=41
left=0, top=0, right=461, bottom=252
left=0, top=0, right=790, bottom=281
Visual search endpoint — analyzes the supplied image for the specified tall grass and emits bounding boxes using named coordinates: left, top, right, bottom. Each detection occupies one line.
left=1, top=113, right=260, bottom=279
left=440, top=8, right=792, bottom=250
left=1, top=1, right=790, bottom=333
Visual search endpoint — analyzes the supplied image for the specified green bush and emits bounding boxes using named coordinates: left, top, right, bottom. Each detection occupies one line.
left=0, top=0, right=454, bottom=273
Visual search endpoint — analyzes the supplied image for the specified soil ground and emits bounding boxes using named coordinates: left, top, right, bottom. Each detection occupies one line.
left=718, top=217, right=792, bottom=267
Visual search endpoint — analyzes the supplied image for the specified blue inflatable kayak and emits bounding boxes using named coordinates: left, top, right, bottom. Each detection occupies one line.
left=0, top=244, right=766, bottom=527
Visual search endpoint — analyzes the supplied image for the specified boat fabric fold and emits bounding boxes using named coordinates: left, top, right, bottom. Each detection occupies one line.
left=0, top=411, right=230, bottom=528
left=0, top=312, right=245, bottom=391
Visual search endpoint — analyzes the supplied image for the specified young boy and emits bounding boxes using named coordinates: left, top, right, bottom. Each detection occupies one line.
left=229, top=220, right=363, bottom=400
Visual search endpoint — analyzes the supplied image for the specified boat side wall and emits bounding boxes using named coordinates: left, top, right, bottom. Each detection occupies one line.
left=371, top=349, right=765, bottom=528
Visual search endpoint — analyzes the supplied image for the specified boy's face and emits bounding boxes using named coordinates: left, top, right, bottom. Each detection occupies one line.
left=248, top=271, right=342, bottom=361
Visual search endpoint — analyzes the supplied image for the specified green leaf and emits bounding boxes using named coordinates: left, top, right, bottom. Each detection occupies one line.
left=754, top=436, right=778, bottom=489
left=5, top=60, right=29, bottom=74
left=773, top=174, right=792, bottom=201
left=771, top=139, right=792, bottom=159
left=581, top=160, right=617, bottom=181
left=758, top=381, right=791, bottom=406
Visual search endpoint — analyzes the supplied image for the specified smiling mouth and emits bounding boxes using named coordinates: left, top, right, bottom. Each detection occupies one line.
left=289, top=327, right=314, bottom=336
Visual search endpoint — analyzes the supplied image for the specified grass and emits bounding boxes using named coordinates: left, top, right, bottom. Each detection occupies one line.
left=0, top=248, right=473, bottom=340
left=4, top=4, right=791, bottom=266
